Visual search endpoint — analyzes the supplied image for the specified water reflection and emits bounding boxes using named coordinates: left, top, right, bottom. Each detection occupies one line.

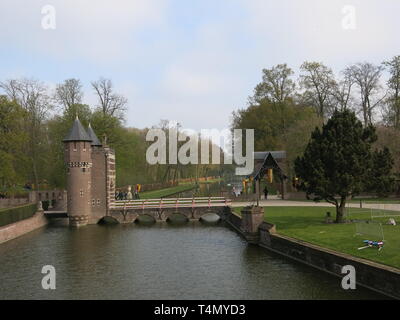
left=0, top=222, right=385, bottom=300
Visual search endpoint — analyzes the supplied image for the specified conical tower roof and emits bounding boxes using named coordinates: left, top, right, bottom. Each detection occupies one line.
left=63, top=116, right=92, bottom=142
left=87, top=123, right=102, bottom=146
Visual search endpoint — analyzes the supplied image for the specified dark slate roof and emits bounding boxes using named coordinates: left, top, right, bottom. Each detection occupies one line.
left=63, top=117, right=92, bottom=142
left=251, top=153, right=288, bottom=180
left=87, top=123, right=102, bottom=146
left=254, top=151, right=286, bottom=160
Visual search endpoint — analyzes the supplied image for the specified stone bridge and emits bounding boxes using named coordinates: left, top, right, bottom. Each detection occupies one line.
left=106, top=197, right=231, bottom=223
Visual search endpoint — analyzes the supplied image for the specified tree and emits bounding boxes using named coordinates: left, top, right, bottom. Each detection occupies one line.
left=382, top=56, right=400, bottom=128
left=299, top=61, right=336, bottom=119
left=344, top=62, right=385, bottom=126
left=54, top=78, right=83, bottom=111
left=91, top=77, right=127, bottom=119
left=0, top=96, right=27, bottom=189
left=232, top=99, right=318, bottom=152
left=251, top=64, right=295, bottom=104
left=331, top=71, right=354, bottom=111
left=374, top=125, right=400, bottom=175
left=368, top=147, right=394, bottom=197
left=295, top=110, right=378, bottom=223
left=0, top=78, right=52, bottom=189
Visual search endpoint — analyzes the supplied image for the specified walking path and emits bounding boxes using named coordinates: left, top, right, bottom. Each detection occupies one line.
left=230, top=198, right=400, bottom=212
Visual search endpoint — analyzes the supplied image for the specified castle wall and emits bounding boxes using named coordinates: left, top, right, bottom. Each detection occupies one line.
left=65, top=141, right=92, bottom=226
left=105, top=148, right=116, bottom=211
left=90, top=147, right=107, bottom=224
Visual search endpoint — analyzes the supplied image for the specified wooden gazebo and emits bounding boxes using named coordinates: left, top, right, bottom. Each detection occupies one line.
left=251, top=151, right=288, bottom=204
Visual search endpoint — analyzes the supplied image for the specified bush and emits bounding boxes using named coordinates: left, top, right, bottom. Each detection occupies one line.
left=41, top=200, right=56, bottom=211
left=0, top=203, right=37, bottom=227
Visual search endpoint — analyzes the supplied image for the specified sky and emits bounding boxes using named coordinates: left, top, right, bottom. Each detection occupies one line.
left=0, top=0, right=399, bottom=131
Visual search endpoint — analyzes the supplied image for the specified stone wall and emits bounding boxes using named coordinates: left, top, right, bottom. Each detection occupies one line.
left=0, top=198, right=30, bottom=209
left=0, top=210, right=48, bottom=244
left=90, top=147, right=107, bottom=223
left=222, top=207, right=400, bottom=299
left=285, top=192, right=307, bottom=200
left=262, top=232, right=400, bottom=299
left=105, top=148, right=116, bottom=216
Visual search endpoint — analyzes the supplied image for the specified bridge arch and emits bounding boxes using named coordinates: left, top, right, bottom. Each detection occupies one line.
left=135, top=213, right=157, bottom=224
left=161, top=208, right=192, bottom=221
left=166, top=212, right=189, bottom=223
left=199, top=212, right=221, bottom=223
left=98, top=216, right=120, bottom=225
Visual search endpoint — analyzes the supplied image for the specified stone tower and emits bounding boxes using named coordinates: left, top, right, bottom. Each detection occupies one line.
left=87, top=123, right=114, bottom=224
left=63, top=118, right=116, bottom=226
left=63, top=116, right=93, bottom=227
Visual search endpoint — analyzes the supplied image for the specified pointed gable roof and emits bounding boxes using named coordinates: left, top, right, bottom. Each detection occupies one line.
left=87, top=123, right=102, bottom=146
left=63, top=116, right=92, bottom=142
left=251, top=151, right=287, bottom=180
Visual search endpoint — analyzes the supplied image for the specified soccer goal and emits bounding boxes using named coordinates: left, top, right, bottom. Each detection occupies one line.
left=355, top=220, right=385, bottom=251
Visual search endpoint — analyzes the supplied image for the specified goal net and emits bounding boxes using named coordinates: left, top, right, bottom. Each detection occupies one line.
left=355, top=220, right=384, bottom=241
left=354, top=220, right=385, bottom=251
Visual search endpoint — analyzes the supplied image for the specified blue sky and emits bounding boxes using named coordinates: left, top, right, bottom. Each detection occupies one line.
left=0, top=0, right=399, bottom=130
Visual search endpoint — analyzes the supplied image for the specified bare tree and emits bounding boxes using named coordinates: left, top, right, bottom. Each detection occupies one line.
left=91, top=77, right=127, bottom=119
left=0, top=79, right=19, bottom=101
left=252, top=64, right=296, bottom=104
left=0, top=78, right=52, bottom=189
left=54, top=78, right=83, bottom=111
left=344, top=62, right=385, bottom=126
left=331, top=71, right=354, bottom=111
left=299, top=61, right=337, bottom=119
left=382, top=56, right=400, bottom=129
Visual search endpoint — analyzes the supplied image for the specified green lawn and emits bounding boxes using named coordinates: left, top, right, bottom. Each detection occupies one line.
left=348, top=197, right=400, bottom=204
left=140, top=183, right=196, bottom=199
left=197, top=178, right=222, bottom=184
left=288, top=197, right=400, bottom=204
left=233, top=206, right=400, bottom=269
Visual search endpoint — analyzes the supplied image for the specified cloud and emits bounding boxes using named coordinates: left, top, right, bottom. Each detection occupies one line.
left=241, top=0, right=400, bottom=69
left=1, top=0, right=399, bottom=131
left=0, top=0, right=167, bottom=63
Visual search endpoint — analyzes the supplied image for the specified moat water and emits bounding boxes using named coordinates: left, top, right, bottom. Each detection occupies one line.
left=0, top=220, right=384, bottom=300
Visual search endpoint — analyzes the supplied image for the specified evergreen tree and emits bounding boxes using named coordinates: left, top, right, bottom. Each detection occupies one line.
left=294, top=109, right=390, bottom=223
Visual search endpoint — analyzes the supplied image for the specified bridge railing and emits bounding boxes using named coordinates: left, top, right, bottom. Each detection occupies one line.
left=111, top=197, right=231, bottom=210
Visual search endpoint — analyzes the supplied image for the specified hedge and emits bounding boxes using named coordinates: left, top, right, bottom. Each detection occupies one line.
left=0, top=203, right=37, bottom=227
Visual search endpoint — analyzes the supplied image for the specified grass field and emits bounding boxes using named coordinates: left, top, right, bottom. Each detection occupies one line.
left=233, top=206, right=400, bottom=269
left=287, top=197, right=400, bottom=204
left=348, top=197, right=400, bottom=204
left=141, top=183, right=196, bottom=199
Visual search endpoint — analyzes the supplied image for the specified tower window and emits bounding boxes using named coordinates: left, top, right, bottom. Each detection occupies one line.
left=82, top=168, right=86, bottom=173
left=80, top=190, right=84, bottom=197
left=73, top=142, right=77, bottom=151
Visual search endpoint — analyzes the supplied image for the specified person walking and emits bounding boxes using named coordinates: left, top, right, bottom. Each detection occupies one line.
left=263, top=186, right=269, bottom=200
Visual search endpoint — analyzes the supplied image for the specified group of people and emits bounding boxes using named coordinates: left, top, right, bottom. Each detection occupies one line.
left=232, top=186, right=242, bottom=197
left=115, top=184, right=141, bottom=200
left=231, top=185, right=270, bottom=199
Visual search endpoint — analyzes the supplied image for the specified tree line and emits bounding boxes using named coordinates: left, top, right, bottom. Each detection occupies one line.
left=0, top=78, right=222, bottom=194
left=232, top=56, right=400, bottom=185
